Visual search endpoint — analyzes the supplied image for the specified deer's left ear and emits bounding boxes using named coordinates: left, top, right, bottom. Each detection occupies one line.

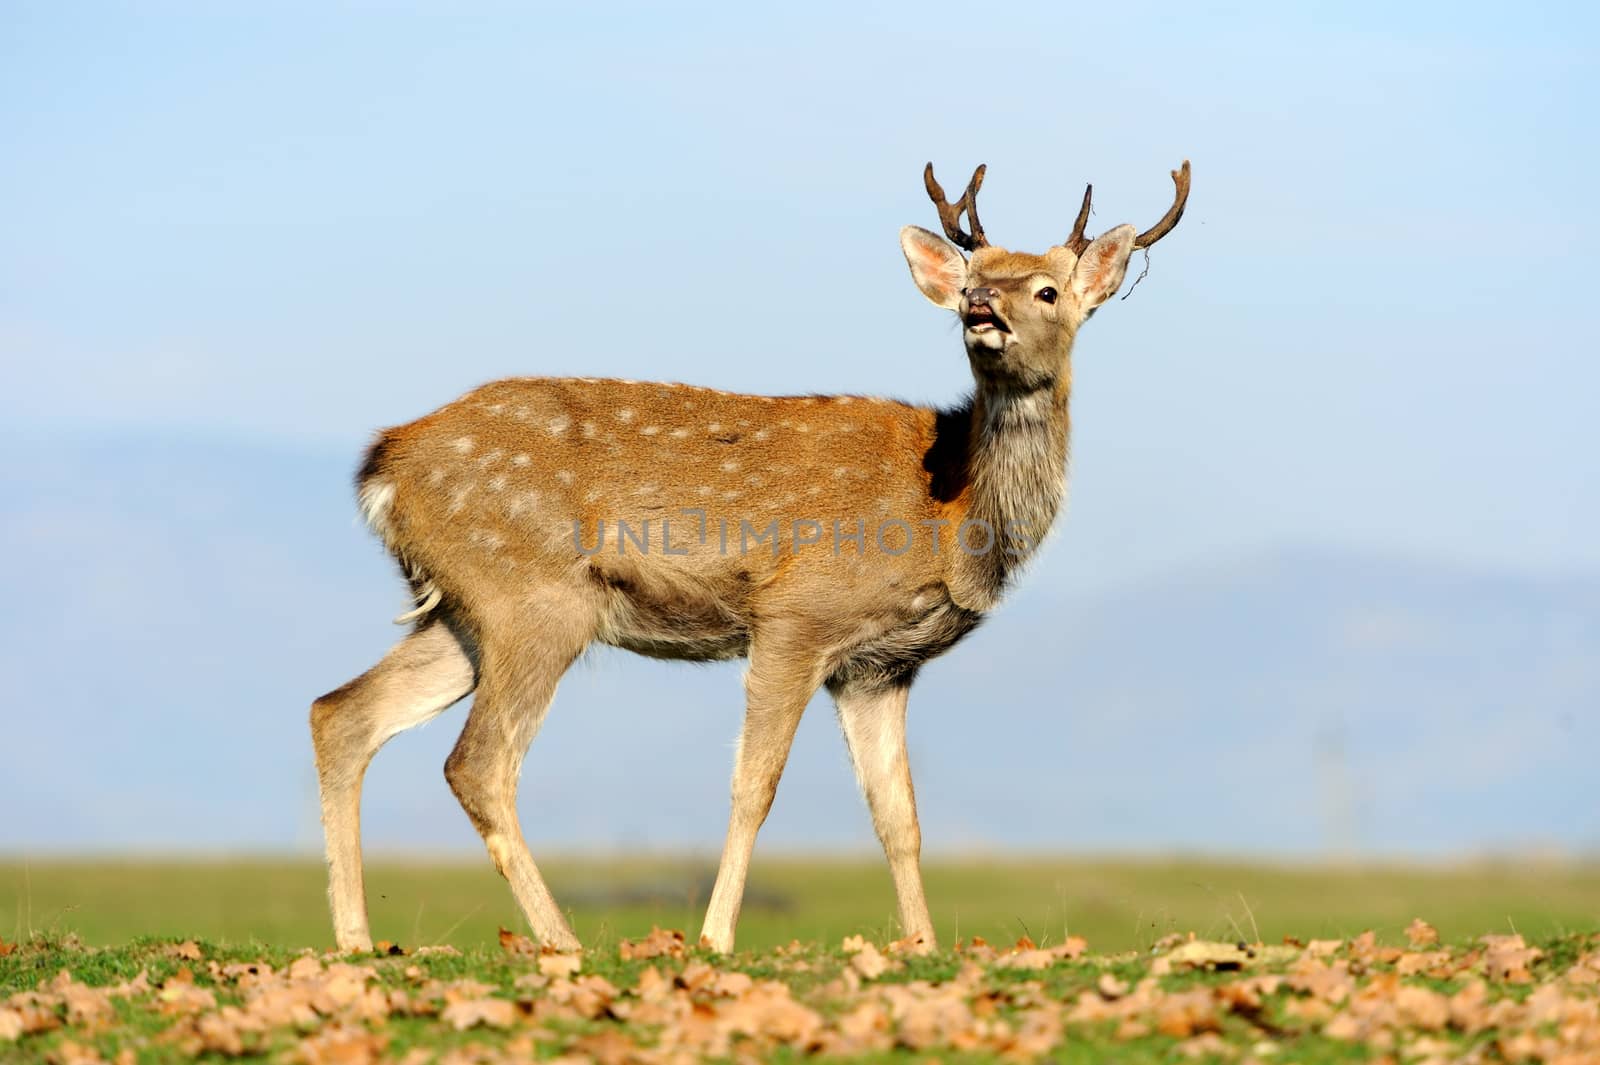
left=1069, top=224, right=1137, bottom=312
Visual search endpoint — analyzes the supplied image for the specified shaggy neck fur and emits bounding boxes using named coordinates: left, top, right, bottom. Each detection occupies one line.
left=947, top=372, right=1073, bottom=611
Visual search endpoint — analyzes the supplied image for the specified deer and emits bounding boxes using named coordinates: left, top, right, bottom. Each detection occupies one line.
left=310, top=159, right=1191, bottom=954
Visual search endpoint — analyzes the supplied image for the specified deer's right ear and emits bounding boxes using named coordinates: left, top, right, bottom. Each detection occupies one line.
left=899, top=226, right=967, bottom=310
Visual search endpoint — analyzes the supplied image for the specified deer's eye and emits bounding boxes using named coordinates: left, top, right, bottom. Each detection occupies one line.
left=1035, top=287, right=1058, bottom=304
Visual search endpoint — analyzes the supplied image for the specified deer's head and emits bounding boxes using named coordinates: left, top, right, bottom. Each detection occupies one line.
left=901, top=161, right=1190, bottom=390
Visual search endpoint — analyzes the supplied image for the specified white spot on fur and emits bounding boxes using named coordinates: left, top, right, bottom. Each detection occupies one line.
left=641, top=425, right=660, bottom=436
left=617, top=408, right=635, bottom=423
left=476, top=448, right=503, bottom=467
left=584, top=488, right=602, bottom=504
left=636, top=483, right=659, bottom=495
left=487, top=475, right=507, bottom=492
left=837, top=395, right=854, bottom=404
left=707, top=422, right=722, bottom=433
left=427, top=468, right=445, bottom=486
left=669, top=428, right=690, bottom=439
left=556, top=470, right=574, bottom=485
left=753, top=429, right=770, bottom=441
left=448, top=485, right=472, bottom=515
left=581, top=421, right=597, bottom=438
left=721, top=460, right=740, bottom=472
left=451, top=436, right=474, bottom=454
left=506, top=491, right=538, bottom=518
left=696, top=485, right=713, bottom=496
left=547, top=416, right=570, bottom=435
left=512, top=454, right=530, bottom=466
left=721, top=489, right=742, bottom=500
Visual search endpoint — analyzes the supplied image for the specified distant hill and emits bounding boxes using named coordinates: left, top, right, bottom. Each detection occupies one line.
left=2, top=432, right=1593, bottom=857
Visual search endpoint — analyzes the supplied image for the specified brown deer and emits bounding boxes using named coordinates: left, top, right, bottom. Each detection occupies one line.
left=311, top=160, right=1191, bottom=954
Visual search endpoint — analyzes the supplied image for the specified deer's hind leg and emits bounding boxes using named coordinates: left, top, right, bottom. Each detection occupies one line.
left=311, top=619, right=478, bottom=952
left=443, top=591, right=596, bottom=951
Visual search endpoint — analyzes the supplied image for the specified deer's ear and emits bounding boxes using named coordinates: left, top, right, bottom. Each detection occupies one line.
left=1070, top=224, right=1137, bottom=312
left=900, top=226, right=967, bottom=309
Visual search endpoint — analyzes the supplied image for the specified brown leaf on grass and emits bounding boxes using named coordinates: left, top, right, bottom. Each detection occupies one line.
left=1166, top=940, right=1252, bottom=971
left=163, top=940, right=203, bottom=962
left=1286, top=958, right=1355, bottom=1004
left=823, top=1000, right=893, bottom=1055
left=1098, top=973, right=1130, bottom=999
left=618, top=926, right=686, bottom=961
left=156, top=974, right=217, bottom=1016
left=1395, top=950, right=1453, bottom=976
left=440, top=996, right=518, bottom=1031
left=291, top=1024, right=390, bottom=1065
left=1156, top=988, right=1221, bottom=1038
left=46, top=1039, right=108, bottom=1065
left=59, top=981, right=114, bottom=1026
left=886, top=931, right=933, bottom=956
left=1347, top=930, right=1403, bottom=964
left=1405, top=918, right=1440, bottom=948
left=847, top=941, right=891, bottom=979
left=1481, top=934, right=1542, bottom=983
left=0, top=938, right=14, bottom=957
left=0, top=1008, right=25, bottom=1042
left=1392, top=985, right=1451, bottom=1031
left=497, top=927, right=538, bottom=957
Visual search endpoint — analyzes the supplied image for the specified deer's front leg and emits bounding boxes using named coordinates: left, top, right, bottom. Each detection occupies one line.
left=699, top=638, right=822, bottom=953
left=830, top=675, right=935, bottom=951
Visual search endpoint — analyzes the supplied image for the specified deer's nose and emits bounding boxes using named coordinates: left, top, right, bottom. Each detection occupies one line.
left=966, top=287, right=998, bottom=307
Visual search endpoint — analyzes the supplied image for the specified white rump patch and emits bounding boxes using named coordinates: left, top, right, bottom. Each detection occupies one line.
left=358, top=480, right=397, bottom=540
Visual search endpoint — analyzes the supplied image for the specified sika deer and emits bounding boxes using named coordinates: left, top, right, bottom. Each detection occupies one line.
left=311, top=160, right=1191, bottom=953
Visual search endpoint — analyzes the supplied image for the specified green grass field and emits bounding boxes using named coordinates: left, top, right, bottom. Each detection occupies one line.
left=5, top=855, right=1596, bottom=954
left=4, top=857, right=1598, bottom=1062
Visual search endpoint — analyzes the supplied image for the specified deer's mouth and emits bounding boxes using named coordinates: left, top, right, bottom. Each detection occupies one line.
left=963, top=307, right=1009, bottom=334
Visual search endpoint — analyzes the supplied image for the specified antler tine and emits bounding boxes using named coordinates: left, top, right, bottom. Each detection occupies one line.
left=923, top=162, right=989, bottom=251
left=1065, top=183, right=1094, bottom=255
left=1133, top=159, right=1191, bottom=249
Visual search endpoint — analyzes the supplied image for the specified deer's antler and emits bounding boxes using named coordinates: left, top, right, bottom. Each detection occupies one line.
left=1064, top=160, right=1192, bottom=254
left=1134, top=160, right=1191, bottom=249
left=923, top=162, right=988, bottom=252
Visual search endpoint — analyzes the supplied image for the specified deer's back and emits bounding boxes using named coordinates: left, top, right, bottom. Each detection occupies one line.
left=360, top=377, right=974, bottom=664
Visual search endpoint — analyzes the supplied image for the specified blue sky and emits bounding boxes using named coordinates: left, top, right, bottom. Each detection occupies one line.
left=1, top=3, right=1596, bottom=856
left=5, top=1, right=1596, bottom=592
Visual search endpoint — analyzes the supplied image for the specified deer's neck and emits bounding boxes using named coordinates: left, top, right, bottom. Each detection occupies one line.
left=946, top=377, right=1072, bottom=612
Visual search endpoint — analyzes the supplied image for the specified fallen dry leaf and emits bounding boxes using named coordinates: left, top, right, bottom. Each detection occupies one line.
left=497, top=927, right=538, bottom=957
left=1405, top=918, right=1440, bottom=948
left=440, top=997, right=517, bottom=1031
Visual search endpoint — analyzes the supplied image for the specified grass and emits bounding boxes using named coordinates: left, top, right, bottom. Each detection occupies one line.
left=3, top=857, right=1596, bottom=1062
left=3, top=854, right=1596, bottom=953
